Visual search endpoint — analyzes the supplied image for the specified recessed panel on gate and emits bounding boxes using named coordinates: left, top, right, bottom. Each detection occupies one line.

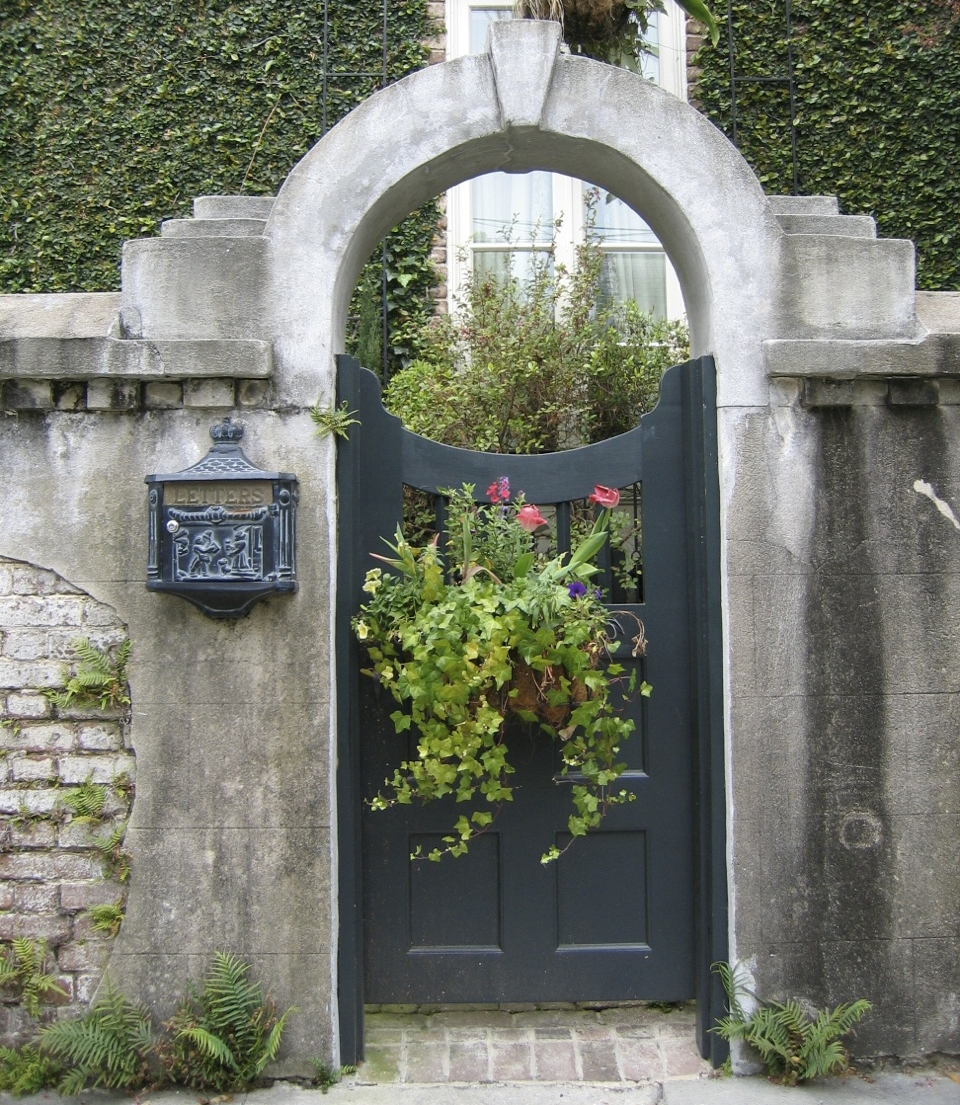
left=556, top=831, right=649, bottom=948
left=409, top=833, right=502, bottom=950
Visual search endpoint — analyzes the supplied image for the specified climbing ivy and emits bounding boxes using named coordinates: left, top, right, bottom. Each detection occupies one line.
left=0, top=0, right=435, bottom=301
left=692, top=0, right=960, bottom=290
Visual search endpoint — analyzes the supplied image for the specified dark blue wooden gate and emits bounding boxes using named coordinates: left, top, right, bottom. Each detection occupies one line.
left=336, top=354, right=726, bottom=1065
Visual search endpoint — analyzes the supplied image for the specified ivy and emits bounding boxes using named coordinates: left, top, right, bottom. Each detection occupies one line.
left=693, top=0, right=960, bottom=290
left=0, top=1, right=434, bottom=295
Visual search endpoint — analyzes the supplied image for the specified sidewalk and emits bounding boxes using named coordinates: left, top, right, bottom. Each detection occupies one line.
left=6, top=1067, right=960, bottom=1105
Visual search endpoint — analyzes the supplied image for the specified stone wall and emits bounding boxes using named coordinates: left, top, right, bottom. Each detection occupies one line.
left=0, top=556, right=134, bottom=1043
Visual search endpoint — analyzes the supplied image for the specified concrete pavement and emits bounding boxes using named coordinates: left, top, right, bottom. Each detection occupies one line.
left=6, top=1066, right=960, bottom=1105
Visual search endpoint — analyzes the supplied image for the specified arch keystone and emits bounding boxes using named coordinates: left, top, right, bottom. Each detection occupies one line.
left=488, top=19, right=561, bottom=130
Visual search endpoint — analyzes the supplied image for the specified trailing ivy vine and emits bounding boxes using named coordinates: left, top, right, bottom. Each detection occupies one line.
left=0, top=0, right=437, bottom=345
left=692, top=0, right=960, bottom=290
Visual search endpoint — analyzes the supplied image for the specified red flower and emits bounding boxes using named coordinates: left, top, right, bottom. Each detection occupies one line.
left=589, top=485, right=620, bottom=509
left=516, top=504, right=547, bottom=532
left=487, top=477, right=510, bottom=503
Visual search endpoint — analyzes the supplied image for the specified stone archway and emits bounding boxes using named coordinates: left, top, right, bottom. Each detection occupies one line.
left=264, top=19, right=784, bottom=412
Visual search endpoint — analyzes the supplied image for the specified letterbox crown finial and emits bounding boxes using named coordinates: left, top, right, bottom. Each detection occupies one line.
left=210, top=418, right=245, bottom=444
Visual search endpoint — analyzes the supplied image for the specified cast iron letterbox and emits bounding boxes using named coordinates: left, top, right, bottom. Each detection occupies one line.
left=146, top=419, right=298, bottom=618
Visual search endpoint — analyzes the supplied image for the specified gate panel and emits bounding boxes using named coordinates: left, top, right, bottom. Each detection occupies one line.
left=336, top=354, right=725, bottom=1061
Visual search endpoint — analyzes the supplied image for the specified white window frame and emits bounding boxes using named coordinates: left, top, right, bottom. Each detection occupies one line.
left=444, top=0, right=687, bottom=320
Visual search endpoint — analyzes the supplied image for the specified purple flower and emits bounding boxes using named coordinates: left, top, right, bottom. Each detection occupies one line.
left=567, top=581, right=588, bottom=598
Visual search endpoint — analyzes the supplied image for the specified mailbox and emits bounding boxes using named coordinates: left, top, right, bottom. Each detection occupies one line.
left=146, top=419, right=298, bottom=618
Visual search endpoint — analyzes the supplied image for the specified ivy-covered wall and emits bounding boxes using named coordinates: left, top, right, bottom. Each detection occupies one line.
left=0, top=1, right=440, bottom=372
left=692, top=0, right=960, bottom=291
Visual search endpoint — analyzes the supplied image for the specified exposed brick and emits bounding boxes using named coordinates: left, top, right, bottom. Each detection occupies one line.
left=77, top=723, right=124, bottom=752
left=55, top=383, right=86, bottom=412
left=59, top=753, right=135, bottom=784
left=0, top=565, right=13, bottom=596
left=12, top=883, right=60, bottom=913
left=0, top=788, right=61, bottom=816
left=57, top=820, right=101, bottom=849
left=0, top=913, right=72, bottom=945
left=237, top=379, right=271, bottom=407
left=4, top=693, right=51, bottom=719
left=10, top=755, right=58, bottom=782
left=11, top=566, right=77, bottom=597
left=80, top=605, right=123, bottom=629
left=59, top=882, right=121, bottom=912
left=0, top=884, right=13, bottom=910
left=6, top=821, right=58, bottom=850
left=0, top=596, right=85, bottom=628
left=56, top=939, right=111, bottom=972
left=73, top=973, right=102, bottom=1003
left=0, top=852, right=103, bottom=882
left=0, top=659, right=63, bottom=690
left=2, top=631, right=50, bottom=661
left=9, top=722, right=77, bottom=752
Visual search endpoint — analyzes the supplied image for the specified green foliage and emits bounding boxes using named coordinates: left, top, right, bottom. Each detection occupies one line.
left=163, top=951, right=295, bottom=1093
left=712, top=962, right=872, bottom=1086
left=355, top=482, right=650, bottom=862
left=311, top=1059, right=356, bottom=1093
left=0, top=1, right=433, bottom=295
left=45, top=638, right=131, bottom=712
left=0, top=1045, right=63, bottom=1096
left=693, top=0, right=960, bottom=290
left=0, top=938, right=68, bottom=1018
left=40, top=982, right=155, bottom=1095
left=311, top=400, right=361, bottom=441
left=88, top=901, right=125, bottom=939
left=384, top=221, right=688, bottom=452
left=60, top=777, right=107, bottom=822
left=92, top=822, right=132, bottom=883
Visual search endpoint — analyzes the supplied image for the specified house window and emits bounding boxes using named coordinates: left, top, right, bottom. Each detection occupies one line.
left=445, top=0, right=686, bottom=319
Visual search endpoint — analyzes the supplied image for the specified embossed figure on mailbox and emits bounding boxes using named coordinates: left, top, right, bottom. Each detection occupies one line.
left=146, top=419, right=298, bottom=618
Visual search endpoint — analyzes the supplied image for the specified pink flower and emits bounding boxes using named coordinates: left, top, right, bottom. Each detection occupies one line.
left=589, top=484, right=620, bottom=509
left=516, top=504, right=547, bottom=532
left=487, top=477, right=510, bottom=503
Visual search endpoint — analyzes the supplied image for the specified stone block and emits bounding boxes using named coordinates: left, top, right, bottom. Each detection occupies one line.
left=58, top=752, right=135, bottom=784
left=0, top=884, right=13, bottom=910
left=76, top=723, right=124, bottom=751
left=0, top=787, right=60, bottom=816
left=4, top=379, right=54, bottom=410
left=0, top=595, right=85, bottom=628
left=10, top=754, right=57, bottom=782
left=86, top=380, right=140, bottom=411
left=59, top=881, right=122, bottom=911
left=5, top=693, right=51, bottom=719
left=2, top=631, right=52, bottom=661
left=237, top=378, right=271, bottom=407
left=54, top=383, right=86, bottom=411
left=13, top=883, right=60, bottom=913
left=0, top=913, right=72, bottom=945
left=10, top=722, right=76, bottom=752
left=56, top=940, right=111, bottom=972
left=144, top=381, right=183, bottom=409
left=0, top=852, right=103, bottom=882
left=0, top=659, right=62, bottom=690
left=183, top=378, right=235, bottom=408
left=888, top=378, right=940, bottom=406
left=6, top=820, right=57, bottom=850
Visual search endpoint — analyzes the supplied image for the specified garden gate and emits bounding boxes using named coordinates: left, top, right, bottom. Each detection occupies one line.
left=336, top=353, right=726, bottom=1063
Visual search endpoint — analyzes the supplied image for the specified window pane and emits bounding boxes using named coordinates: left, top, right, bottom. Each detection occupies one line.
left=599, top=252, right=667, bottom=315
left=473, top=249, right=554, bottom=287
left=470, top=8, right=511, bottom=53
left=588, top=188, right=660, bottom=246
left=473, top=171, right=553, bottom=243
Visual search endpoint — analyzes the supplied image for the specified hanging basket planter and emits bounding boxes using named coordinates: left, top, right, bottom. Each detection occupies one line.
left=354, top=481, right=650, bottom=863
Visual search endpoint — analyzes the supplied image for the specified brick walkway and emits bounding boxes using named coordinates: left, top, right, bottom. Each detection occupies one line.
left=360, top=1004, right=711, bottom=1085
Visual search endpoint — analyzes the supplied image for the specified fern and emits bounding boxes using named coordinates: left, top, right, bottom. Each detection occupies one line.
left=163, top=952, right=296, bottom=1092
left=39, top=981, right=154, bottom=1094
left=93, top=822, right=132, bottom=882
left=61, top=777, right=108, bottom=823
left=0, top=1045, right=63, bottom=1096
left=0, top=939, right=68, bottom=1018
left=88, top=901, right=125, bottom=939
left=712, top=962, right=872, bottom=1085
left=46, top=638, right=131, bottom=711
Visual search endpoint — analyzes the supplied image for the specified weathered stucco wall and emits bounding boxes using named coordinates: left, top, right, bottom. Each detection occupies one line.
left=0, top=20, right=958, bottom=1068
